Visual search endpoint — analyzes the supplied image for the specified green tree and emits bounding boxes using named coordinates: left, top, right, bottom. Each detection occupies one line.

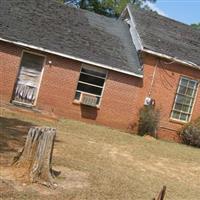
left=191, top=23, right=200, bottom=30
left=60, top=0, right=156, bottom=17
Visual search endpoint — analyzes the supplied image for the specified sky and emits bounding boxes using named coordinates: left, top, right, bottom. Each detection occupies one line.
left=146, top=0, right=200, bottom=25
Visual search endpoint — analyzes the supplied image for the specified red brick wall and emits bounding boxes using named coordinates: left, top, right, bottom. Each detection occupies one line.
left=37, top=54, right=143, bottom=129
left=0, top=41, right=142, bottom=130
left=0, top=42, right=21, bottom=103
left=140, top=53, right=200, bottom=141
left=1, top=41, right=200, bottom=141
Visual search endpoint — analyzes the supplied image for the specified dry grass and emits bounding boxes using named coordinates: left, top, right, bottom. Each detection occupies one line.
left=0, top=108, right=200, bottom=200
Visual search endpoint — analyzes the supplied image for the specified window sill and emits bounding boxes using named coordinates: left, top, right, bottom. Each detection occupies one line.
left=11, top=101, right=42, bottom=113
left=12, top=100, right=34, bottom=108
left=72, top=100, right=100, bottom=109
left=169, top=118, right=189, bottom=125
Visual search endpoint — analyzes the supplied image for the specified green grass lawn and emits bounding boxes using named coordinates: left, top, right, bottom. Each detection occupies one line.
left=0, top=108, right=200, bottom=200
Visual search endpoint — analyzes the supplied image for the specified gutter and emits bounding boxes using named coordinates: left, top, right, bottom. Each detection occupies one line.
left=0, top=37, right=143, bottom=78
left=142, top=48, right=200, bottom=70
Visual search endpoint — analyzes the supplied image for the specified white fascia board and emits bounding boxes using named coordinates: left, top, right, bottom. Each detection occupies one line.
left=126, top=5, right=143, bottom=51
left=143, top=48, right=200, bottom=70
left=0, top=37, right=143, bottom=78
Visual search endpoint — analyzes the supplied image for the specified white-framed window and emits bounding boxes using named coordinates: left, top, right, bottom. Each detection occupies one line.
left=171, top=76, right=198, bottom=122
left=12, top=51, right=45, bottom=107
left=74, top=64, right=107, bottom=107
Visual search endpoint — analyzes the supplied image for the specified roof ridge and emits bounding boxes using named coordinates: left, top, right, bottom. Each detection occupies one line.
left=48, top=0, right=118, bottom=22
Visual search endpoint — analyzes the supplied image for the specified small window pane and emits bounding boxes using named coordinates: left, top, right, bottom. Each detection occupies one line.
left=21, top=52, right=44, bottom=71
left=96, top=97, right=100, bottom=104
left=184, top=96, right=192, bottom=105
left=75, top=91, right=81, bottom=100
left=172, top=111, right=180, bottom=119
left=79, top=74, right=104, bottom=86
left=180, top=78, right=188, bottom=86
left=77, top=83, right=102, bottom=96
left=176, top=95, right=185, bottom=104
left=174, top=103, right=182, bottom=111
left=180, top=113, right=188, bottom=121
left=186, top=88, right=194, bottom=97
left=81, top=67, right=106, bottom=78
left=188, top=81, right=196, bottom=88
left=182, top=105, right=190, bottom=112
left=178, top=85, right=187, bottom=95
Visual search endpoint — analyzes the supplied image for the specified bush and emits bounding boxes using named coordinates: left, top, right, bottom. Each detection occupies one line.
left=138, top=106, right=160, bottom=137
left=180, top=117, right=200, bottom=148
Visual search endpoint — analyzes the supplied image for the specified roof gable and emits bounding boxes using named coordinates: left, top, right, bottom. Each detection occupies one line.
left=127, top=5, right=200, bottom=68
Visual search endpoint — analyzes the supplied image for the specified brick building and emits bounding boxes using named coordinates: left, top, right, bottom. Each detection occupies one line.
left=0, top=1, right=200, bottom=141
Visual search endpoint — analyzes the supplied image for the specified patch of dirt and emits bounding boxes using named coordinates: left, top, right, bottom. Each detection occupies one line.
left=0, top=165, right=89, bottom=196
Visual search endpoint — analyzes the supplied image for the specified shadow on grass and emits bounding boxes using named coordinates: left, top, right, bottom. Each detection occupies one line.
left=0, top=117, right=35, bottom=154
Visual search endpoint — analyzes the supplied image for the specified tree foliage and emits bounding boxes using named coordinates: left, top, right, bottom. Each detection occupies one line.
left=60, top=0, right=156, bottom=17
left=180, top=117, right=200, bottom=148
left=191, top=23, right=200, bottom=30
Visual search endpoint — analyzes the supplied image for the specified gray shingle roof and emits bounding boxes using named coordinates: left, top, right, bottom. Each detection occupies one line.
left=0, top=0, right=142, bottom=76
left=128, top=5, right=200, bottom=67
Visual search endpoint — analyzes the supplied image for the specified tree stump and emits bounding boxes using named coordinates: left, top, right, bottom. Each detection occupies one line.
left=13, top=127, right=57, bottom=188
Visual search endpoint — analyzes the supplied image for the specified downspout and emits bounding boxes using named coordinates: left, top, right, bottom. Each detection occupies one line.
left=148, top=58, right=159, bottom=97
left=147, top=58, right=159, bottom=139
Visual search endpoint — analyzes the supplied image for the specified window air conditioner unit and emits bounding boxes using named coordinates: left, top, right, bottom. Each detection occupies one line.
left=144, top=97, right=155, bottom=106
left=80, top=93, right=98, bottom=107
